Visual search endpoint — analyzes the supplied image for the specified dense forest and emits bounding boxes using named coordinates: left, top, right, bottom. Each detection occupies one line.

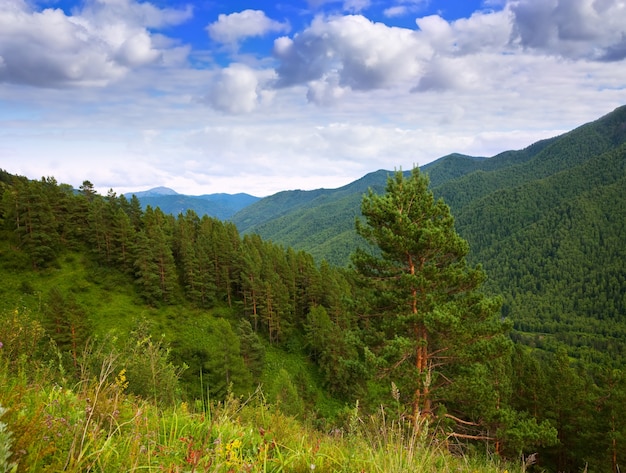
left=1, top=158, right=625, bottom=472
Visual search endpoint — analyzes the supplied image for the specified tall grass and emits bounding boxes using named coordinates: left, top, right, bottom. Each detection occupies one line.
left=0, top=307, right=518, bottom=472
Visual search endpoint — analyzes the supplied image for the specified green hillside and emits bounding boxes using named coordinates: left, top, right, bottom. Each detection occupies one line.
left=232, top=170, right=389, bottom=264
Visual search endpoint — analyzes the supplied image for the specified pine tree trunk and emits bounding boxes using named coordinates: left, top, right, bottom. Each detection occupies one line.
left=410, top=254, right=430, bottom=422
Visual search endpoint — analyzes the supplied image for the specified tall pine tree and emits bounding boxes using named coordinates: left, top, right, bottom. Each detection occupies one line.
left=353, top=167, right=509, bottom=427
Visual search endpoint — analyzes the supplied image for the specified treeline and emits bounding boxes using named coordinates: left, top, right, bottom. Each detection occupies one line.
left=1, top=169, right=625, bottom=472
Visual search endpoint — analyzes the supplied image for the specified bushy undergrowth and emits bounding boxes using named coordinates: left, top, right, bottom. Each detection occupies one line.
left=0, top=308, right=518, bottom=473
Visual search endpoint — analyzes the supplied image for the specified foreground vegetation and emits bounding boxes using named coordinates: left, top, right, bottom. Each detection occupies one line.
left=0, top=326, right=521, bottom=472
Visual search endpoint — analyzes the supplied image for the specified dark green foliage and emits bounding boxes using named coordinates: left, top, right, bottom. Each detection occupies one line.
left=173, top=316, right=253, bottom=401
left=134, top=207, right=179, bottom=305
left=269, top=368, right=305, bottom=418
left=237, top=319, right=265, bottom=381
left=304, top=305, right=366, bottom=399
left=119, top=322, right=186, bottom=405
left=1, top=176, right=61, bottom=267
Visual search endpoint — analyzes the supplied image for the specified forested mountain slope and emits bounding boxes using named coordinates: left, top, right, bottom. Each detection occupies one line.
left=434, top=105, right=626, bottom=212
left=232, top=170, right=389, bottom=262
left=232, top=105, right=626, bottom=365
left=462, top=142, right=626, bottom=363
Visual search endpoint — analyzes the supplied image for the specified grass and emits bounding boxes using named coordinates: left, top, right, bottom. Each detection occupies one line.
left=0, top=340, right=519, bottom=473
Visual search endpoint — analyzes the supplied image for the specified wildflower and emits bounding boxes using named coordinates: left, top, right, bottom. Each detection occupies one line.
left=225, top=438, right=242, bottom=463
left=391, top=381, right=400, bottom=402
left=115, top=369, right=129, bottom=391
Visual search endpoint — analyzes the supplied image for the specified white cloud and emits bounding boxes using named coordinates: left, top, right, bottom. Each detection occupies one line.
left=204, top=64, right=275, bottom=114
left=274, top=14, right=427, bottom=99
left=306, top=74, right=349, bottom=105
left=79, top=0, right=192, bottom=29
left=343, top=0, right=371, bottom=13
left=0, top=0, right=191, bottom=87
left=271, top=10, right=514, bottom=103
left=383, top=0, right=429, bottom=18
left=271, top=1, right=626, bottom=106
left=412, top=56, right=481, bottom=92
left=115, top=31, right=162, bottom=66
left=509, top=0, right=626, bottom=60
left=384, top=6, right=408, bottom=18
left=207, top=10, right=289, bottom=47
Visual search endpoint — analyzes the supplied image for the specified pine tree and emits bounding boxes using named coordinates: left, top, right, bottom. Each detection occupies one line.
left=134, top=207, right=178, bottom=304
left=352, top=167, right=509, bottom=426
left=42, top=287, right=91, bottom=370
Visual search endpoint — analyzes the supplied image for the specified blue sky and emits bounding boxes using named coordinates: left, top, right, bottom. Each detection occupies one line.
left=1, top=0, right=625, bottom=196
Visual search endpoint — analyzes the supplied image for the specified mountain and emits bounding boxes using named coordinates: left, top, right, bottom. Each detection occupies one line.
left=125, top=188, right=260, bottom=221
left=232, top=106, right=626, bottom=267
left=129, top=186, right=179, bottom=197
left=232, top=105, right=626, bottom=365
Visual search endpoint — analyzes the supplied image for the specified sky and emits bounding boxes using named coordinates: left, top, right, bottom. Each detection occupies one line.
left=1, top=0, right=625, bottom=197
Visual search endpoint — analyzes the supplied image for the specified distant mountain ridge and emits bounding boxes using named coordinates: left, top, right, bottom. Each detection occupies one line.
left=231, top=105, right=626, bottom=265
left=124, top=187, right=260, bottom=221
left=127, top=186, right=179, bottom=198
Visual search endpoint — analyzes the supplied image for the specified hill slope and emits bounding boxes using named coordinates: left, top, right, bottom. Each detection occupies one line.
left=233, top=105, right=626, bottom=365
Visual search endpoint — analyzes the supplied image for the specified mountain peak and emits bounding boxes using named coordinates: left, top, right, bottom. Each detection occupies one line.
left=127, top=187, right=178, bottom=198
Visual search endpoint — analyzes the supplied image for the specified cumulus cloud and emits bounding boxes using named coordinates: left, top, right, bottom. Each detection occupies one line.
left=274, top=14, right=426, bottom=100
left=412, top=56, right=481, bottom=92
left=271, top=10, right=516, bottom=102
left=207, top=10, right=289, bottom=47
left=509, top=0, right=626, bottom=60
left=306, top=74, right=349, bottom=105
left=204, top=64, right=275, bottom=114
left=0, top=0, right=192, bottom=87
left=269, top=0, right=625, bottom=106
